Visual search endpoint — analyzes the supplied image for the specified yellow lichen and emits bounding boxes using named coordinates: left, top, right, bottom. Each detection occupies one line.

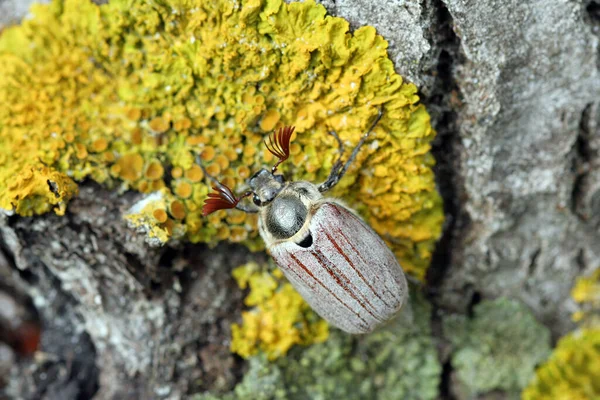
left=522, top=328, right=600, bottom=400
left=172, top=167, right=183, bottom=179
left=260, top=109, right=281, bottom=132
left=571, top=269, right=600, bottom=327
left=92, top=138, right=109, bottom=152
left=149, top=117, right=170, bottom=133
left=153, top=209, right=168, bottom=223
left=2, top=166, right=78, bottom=216
left=145, top=160, right=165, bottom=181
left=174, top=181, right=193, bottom=199
left=0, top=0, right=443, bottom=279
left=170, top=200, right=186, bottom=220
left=117, top=153, right=144, bottom=182
left=230, top=262, right=329, bottom=360
left=200, top=147, right=216, bottom=162
left=124, top=191, right=176, bottom=245
left=185, top=165, right=204, bottom=183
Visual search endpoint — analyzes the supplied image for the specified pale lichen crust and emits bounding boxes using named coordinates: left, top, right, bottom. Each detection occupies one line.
left=444, top=298, right=551, bottom=397
left=0, top=0, right=443, bottom=279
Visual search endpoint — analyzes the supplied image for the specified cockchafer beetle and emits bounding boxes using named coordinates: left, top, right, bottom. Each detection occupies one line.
left=202, top=112, right=408, bottom=334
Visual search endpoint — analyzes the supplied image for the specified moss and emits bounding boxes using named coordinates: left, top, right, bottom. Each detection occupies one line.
left=444, top=298, right=551, bottom=397
left=0, top=0, right=443, bottom=279
left=522, top=328, right=600, bottom=400
left=230, top=262, right=329, bottom=360
left=198, top=291, right=441, bottom=400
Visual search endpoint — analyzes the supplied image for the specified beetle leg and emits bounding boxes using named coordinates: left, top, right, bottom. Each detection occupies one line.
left=318, top=108, right=383, bottom=193
left=328, top=129, right=346, bottom=160
left=320, top=130, right=345, bottom=189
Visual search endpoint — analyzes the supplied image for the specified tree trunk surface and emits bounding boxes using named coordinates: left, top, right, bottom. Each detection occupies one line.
left=1, top=0, right=599, bottom=399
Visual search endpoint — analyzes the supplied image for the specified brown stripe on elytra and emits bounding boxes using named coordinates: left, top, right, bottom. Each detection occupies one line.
left=323, top=230, right=394, bottom=309
left=289, top=252, right=371, bottom=327
left=283, top=259, right=316, bottom=290
left=334, top=226, right=404, bottom=305
left=310, top=248, right=383, bottom=323
left=327, top=205, right=404, bottom=305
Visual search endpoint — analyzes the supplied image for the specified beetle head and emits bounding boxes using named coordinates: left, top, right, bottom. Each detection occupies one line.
left=249, top=169, right=285, bottom=206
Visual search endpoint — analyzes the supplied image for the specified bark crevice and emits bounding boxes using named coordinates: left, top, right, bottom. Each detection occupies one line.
left=424, top=0, right=464, bottom=290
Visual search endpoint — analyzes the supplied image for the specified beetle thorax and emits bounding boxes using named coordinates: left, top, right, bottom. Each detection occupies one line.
left=265, top=195, right=307, bottom=239
left=257, top=181, right=323, bottom=246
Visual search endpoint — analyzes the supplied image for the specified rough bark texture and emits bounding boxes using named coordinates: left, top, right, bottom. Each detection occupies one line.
left=1, top=184, right=253, bottom=399
left=434, top=0, right=600, bottom=339
left=1, top=0, right=599, bottom=399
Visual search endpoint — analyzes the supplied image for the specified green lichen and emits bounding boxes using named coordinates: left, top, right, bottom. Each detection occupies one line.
left=522, top=328, right=600, bottom=400
left=196, top=291, right=441, bottom=400
left=230, top=262, right=329, bottom=360
left=0, top=0, right=443, bottom=279
left=444, top=298, right=551, bottom=397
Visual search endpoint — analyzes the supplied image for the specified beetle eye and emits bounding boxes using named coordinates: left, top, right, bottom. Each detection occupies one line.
left=253, top=194, right=262, bottom=206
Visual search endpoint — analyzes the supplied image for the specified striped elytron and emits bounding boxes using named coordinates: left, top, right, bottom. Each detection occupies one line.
left=203, top=117, right=408, bottom=334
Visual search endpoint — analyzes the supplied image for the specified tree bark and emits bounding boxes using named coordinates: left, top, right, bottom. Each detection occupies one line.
left=1, top=0, right=599, bottom=398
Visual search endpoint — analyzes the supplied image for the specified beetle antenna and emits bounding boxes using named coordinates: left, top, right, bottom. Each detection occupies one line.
left=202, top=181, right=252, bottom=216
left=265, top=126, right=294, bottom=173
left=197, top=158, right=258, bottom=215
left=197, top=162, right=219, bottom=185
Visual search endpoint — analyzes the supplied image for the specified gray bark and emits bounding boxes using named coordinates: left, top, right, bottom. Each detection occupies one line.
left=323, top=0, right=599, bottom=336
left=1, top=185, right=252, bottom=399
left=1, top=0, right=599, bottom=398
left=432, top=0, right=599, bottom=337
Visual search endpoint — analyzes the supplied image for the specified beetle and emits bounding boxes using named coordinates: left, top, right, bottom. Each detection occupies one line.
left=202, top=112, right=408, bottom=334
